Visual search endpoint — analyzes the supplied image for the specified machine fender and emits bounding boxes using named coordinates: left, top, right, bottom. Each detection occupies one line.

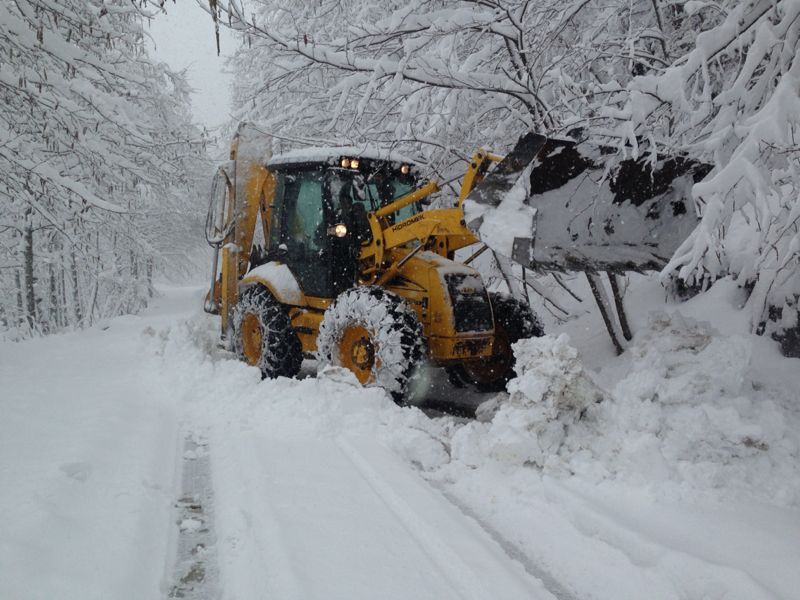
left=240, top=261, right=304, bottom=306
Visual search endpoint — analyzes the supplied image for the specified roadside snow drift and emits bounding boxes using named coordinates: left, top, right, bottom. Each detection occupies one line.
left=453, top=313, right=800, bottom=505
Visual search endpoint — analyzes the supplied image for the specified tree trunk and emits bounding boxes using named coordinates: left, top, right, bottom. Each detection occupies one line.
left=146, top=257, right=154, bottom=297
left=71, top=248, right=82, bottom=324
left=15, top=268, right=24, bottom=328
left=87, top=231, right=101, bottom=324
left=48, top=262, right=58, bottom=332
left=585, top=272, right=626, bottom=355
left=131, top=249, right=138, bottom=279
left=608, top=274, right=633, bottom=341
left=23, top=224, right=36, bottom=330
left=60, top=256, right=68, bottom=328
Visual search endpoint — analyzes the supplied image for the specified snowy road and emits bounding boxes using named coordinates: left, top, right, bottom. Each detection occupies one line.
left=0, top=286, right=551, bottom=599
left=209, top=434, right=550, bottom=599
left=2, top=285, right=798, bottom=600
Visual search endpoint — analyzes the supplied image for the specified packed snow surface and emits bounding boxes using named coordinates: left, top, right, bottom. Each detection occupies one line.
left=1, top=281, right=798, bottom=599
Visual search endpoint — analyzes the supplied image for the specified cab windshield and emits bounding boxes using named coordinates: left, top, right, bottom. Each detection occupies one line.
left=329, top=163, right=419, bottom=224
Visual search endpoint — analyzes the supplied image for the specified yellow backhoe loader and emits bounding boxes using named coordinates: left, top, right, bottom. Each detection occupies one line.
left=204, top=124, right=543, bottom=400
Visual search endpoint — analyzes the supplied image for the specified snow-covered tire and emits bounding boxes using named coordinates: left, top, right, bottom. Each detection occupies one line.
left=446, top=293, right=543, bottom=393
left=232, top=285, right=302, bottom=379
left=316, top=286, right=425, bottom=403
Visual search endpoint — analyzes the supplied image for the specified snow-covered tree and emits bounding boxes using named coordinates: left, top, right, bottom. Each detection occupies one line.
left=0, top=0, right=210, bottom=337
left=220, top=0, right=703, bottom=167
left=618, top=1, right=800, bottom=337
left=223, top=0, right=602, bottom=172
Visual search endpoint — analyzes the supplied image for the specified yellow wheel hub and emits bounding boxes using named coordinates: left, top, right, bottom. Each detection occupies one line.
left=339, top=325, right=378, bottom=384
left=241, top=312, right=263, bottom=366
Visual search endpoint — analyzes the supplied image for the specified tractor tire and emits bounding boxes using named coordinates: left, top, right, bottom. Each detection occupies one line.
left=316, top=286, right=425, bottom=403
left=232, top=285, right=302, bottom=379
left=446, top=293, right=543, bottom=393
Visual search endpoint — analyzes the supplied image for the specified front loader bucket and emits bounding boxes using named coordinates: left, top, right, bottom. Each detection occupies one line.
left=464, top=135, right=710, bottom=273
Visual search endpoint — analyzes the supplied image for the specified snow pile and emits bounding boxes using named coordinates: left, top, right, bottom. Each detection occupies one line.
left=161, top=307, right=799, bottom=505
left=571, top=312, right=800, bottom=504
left=450, top=316, right=800, bottom=505
left=452, top=334, right=605, bottom=468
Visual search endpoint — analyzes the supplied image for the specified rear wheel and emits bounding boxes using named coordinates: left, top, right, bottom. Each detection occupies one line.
left=232, top=286, right=302, bottom=379
left=317, top=286, right=425, bottom=403
left=446, top=293, right=543, bottom=393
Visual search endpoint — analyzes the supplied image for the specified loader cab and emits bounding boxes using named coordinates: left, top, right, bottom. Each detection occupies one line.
left=266, top=152, right=420, bottom=298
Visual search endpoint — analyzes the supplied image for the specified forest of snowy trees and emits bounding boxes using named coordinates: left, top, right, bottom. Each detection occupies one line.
left=0, top=0, right=209, bottom=338
left=2, top=0, right=798, bottom=346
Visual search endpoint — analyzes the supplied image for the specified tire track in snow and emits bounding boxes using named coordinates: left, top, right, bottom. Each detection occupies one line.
left=430, top=484, right=579, bottom=600
left=214, top=433, right=305, bottom=599
left=336, top=438, right=485, bottom=599
left=168, top=433, right=218, bottom=599
left=336, top=437, right=556, bottom=600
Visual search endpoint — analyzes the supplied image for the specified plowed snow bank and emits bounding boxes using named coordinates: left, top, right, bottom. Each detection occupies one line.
left=453, top=313, right=800, bottom=505
left=452, top=334, right=606, bottom=468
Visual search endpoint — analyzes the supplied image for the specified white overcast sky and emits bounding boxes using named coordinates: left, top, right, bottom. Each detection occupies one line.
left=146, top=2, right=237, bottom=130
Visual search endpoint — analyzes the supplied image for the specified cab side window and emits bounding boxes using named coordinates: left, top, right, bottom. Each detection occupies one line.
left=283, top=171, right=325, bottom=256
left=273, top=168, right=331, bottom=297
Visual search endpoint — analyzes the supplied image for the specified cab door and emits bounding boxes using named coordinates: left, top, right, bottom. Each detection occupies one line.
left=271, top=167, right=333, bottom=298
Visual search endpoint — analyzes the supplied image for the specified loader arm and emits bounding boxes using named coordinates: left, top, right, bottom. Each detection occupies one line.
left=371, top=150, right=503, bottom=221
left=356, top=148, right=509, bottom=284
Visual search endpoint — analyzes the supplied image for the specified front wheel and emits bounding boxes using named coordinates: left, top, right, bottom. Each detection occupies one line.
left=316, top=286, right=425, bottom=403
left=446, top=293, right=543, bottom=393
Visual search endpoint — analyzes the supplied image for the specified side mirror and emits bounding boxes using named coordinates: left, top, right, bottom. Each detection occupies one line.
left=205, top=167, right=233, bottom=245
